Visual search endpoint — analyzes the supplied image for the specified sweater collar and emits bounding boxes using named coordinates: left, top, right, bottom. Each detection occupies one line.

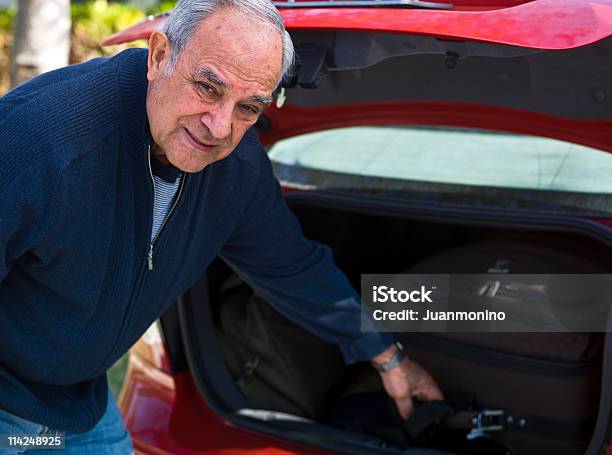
left=117, top=48, right=153, bottom=155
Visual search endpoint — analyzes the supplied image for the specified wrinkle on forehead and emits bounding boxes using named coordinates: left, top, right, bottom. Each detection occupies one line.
left=199, top=54, right=277, bottom=89
left=183, top=7, right=282, bottom=91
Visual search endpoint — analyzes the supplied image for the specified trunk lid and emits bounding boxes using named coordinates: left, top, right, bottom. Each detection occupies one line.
left=103, top=0, right=612, bottom=150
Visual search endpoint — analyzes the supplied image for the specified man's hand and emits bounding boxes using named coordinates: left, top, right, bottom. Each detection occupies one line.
left=371, top=344, right=443, bottom=419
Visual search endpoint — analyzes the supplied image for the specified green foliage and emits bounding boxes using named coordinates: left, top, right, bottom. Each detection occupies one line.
left=0, top=1, right=177, bottom=42
left=107, top=353, right=129, bottom=399
left=72, top=1, right=145, bottom=32
left=0, top=1, right=178, bottom=94
left=0, top=6, right=14, bottom=94
left=70, top=0, right=147, bottom=61
left=0, top=5, right=15, bottom=32
left=69, top=1, right=178, bottom=61
left=146, top=1, right=176, bottom=15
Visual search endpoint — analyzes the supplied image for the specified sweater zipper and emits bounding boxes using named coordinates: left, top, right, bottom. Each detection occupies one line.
left=147, top=145, right=186, bottom=271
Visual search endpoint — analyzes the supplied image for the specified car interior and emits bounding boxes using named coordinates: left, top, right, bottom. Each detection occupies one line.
left=159, top=196, right=612, bottom=455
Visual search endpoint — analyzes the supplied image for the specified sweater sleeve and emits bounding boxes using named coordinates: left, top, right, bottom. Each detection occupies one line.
left=0, top=106, right=54, bottom=286
left=0, top=165, right=59, bottom=286
left=0, top=188, right=14, bottom=284
left=219, top=146, right=395, bottom=364
left=0, top=80, right=64, bottom=286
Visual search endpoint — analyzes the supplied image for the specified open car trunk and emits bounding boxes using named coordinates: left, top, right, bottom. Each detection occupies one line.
left=103, top=2, right=612, bottom=452
left=175, top=194, right=612, bottom=455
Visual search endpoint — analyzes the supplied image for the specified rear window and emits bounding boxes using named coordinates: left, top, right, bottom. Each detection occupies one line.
left=268, top=126, right=612, bottom=215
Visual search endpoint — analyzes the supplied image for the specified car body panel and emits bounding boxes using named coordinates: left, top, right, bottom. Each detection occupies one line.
left=120, top=352, right=330, bottom=455
left=103, top=0, right=612, bottom=50
left=257, top=102, right=612, bottom=152
left=103, top=1, right=612, bottom=152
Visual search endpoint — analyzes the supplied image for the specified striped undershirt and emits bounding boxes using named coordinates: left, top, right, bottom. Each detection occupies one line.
left=150, top=155, right=183, bottom=241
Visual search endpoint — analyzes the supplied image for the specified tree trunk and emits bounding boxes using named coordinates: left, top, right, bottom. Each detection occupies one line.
left=9, top=0, right=70, bottom=87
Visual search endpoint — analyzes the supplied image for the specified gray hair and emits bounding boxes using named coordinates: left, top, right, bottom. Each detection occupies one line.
left=163, top=0, right=294, bottom=87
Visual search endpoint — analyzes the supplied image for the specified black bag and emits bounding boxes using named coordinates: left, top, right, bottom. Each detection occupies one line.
left=396, top=236, right=606, bottom=455
left=217, top=275, right=346, bottom=419
left=332, top=391, right=514, bottom=454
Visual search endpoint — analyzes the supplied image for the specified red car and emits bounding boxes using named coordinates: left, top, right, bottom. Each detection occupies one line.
left=103, top=1, right=612, bottom=454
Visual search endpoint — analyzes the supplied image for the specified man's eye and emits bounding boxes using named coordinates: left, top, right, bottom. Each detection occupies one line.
left=240, top=105, right=259, bottom=115
left=197, top=82, right=215, bottom=95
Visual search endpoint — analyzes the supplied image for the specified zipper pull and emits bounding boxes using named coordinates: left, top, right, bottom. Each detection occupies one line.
left=148, top=243, right=154, bottom=271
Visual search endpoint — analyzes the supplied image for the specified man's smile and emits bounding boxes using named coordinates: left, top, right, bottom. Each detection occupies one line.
left=184, top=127, right=217, bottom=153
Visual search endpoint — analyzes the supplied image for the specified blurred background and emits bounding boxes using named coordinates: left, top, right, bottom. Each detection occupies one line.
left=0, top=0, right=175, bottom=95
left=0, top=0, right=179, bottom=396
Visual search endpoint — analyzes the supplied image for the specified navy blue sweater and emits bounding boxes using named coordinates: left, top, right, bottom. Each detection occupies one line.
left=0, top=49, right=393, bottom=432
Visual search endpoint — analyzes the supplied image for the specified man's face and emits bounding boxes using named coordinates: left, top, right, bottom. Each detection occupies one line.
left=146, top=7, right=283, bottom=172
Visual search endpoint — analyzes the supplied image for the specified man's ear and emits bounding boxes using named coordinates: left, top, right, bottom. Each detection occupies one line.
left=147, top=31, right=171, bottom=81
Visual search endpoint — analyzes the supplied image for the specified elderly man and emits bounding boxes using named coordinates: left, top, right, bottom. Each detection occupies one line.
left=0, top=0, right=441, bottom=452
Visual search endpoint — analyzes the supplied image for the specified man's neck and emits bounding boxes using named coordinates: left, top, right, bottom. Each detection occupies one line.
left=151, top=143, right=171, bottom=166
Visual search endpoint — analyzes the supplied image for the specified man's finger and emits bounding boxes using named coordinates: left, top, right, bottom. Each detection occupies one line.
left=418, top=382, right=444, bottom=402
left=395, top=395, right=414, bottom=420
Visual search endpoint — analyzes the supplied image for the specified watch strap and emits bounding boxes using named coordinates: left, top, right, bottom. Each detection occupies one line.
left=373, top=342, right=406, bottom=373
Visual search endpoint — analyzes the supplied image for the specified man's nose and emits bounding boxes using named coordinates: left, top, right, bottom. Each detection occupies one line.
left=201, top=102, right=232, bottom=141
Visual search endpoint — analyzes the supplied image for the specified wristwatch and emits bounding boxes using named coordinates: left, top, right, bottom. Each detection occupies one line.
left=372, top=341, right=407, bottom=373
